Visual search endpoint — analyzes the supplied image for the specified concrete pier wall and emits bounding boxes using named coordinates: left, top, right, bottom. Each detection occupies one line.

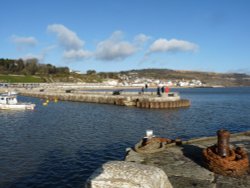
left=124, top=131, right=250, bottom=188
left=20, top=91, right=190, bottom=109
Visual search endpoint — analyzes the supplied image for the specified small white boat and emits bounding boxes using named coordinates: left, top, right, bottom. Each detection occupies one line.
left=0, top=93, right=35, bottom=110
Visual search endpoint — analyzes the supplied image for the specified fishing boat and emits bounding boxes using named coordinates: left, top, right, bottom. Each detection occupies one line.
left=0, top=93, right=35, bottom=110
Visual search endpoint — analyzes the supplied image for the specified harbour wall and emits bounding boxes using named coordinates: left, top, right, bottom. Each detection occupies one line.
left=86, top=131, right=250, bottom=187
left=19, top=90, right=190, bottom=109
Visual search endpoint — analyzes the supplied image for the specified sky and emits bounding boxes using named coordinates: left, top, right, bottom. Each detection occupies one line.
left=1, top=0, right=250, bottom=73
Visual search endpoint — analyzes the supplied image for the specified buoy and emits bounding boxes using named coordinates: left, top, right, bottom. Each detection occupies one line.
left=54, top=98, right=58, bottom=103
left=43, top=102, right=48, bottom=106
left=46, top=99, right=49, bottom=103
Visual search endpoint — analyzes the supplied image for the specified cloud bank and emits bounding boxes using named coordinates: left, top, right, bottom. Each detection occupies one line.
left=63, top=49, right=92, bottom=60
left=134, top=33, right=150, bottom=45
left=149, top=38, right=198, bottom=53
left=17, top=24, right=199, bottom=64
left=47, top=24, right=91, bottom=60
left=11, top=35, right=37, bottom=47
left=95, top=31, right=137, bottom=61
left=47, top=24, right=84, bottom=50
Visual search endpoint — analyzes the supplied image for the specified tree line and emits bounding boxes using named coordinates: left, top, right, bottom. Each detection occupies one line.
left=85, top=70, right=118, bottom=79
left=0, top=58, right=69, bottom=75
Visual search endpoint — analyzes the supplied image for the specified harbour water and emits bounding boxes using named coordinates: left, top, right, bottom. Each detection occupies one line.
left=1, top=87, right=250, bottom=188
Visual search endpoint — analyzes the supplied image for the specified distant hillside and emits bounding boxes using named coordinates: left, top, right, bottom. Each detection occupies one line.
left=0, top=58, right=118, bottom=83
left=119, top=69, right=250, bottom=86
left=1, top=57, right=250, bottom=86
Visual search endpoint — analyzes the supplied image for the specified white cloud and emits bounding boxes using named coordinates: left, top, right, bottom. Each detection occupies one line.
left=95, top=31, right=137, bottom=61
left=149, top=38, right=198, bottom=53
left=134, top=33, right=150, bottom=45
left=42, top=45, right=57, bottom=53
left=47, top=24, right=92, bottom=61
left=63, top=49, right=92, bottom=60
left=11, top=35, right=37, bottom=47
left=47, top=24, right=84, bottom=50
left=109, top=30, right=124, bottom=41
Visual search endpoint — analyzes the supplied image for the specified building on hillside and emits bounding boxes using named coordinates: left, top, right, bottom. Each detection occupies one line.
left=103, top=79, right=119, bottom=86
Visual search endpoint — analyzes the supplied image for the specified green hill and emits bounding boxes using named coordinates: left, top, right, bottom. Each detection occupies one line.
left=1, top=58, right=250, bottom=86
left=119, top=69, right=250, bottom=86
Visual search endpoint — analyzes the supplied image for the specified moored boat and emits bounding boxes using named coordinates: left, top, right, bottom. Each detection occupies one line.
left=0, top=93, right=35, bottom=110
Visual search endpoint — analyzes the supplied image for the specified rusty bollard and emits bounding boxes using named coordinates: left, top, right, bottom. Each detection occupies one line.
left=217, top=129, right=230, bottom=157
left=135, top=130, right=173, bottom=154
left=203, top=129, right=249, bottom=176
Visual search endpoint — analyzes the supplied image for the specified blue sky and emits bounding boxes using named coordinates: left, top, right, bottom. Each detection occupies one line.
left=1, top=0, right=250, bottom=73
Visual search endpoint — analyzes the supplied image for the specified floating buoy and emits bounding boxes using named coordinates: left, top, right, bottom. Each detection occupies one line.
left=43, top=102, right=48, bottom=106
left=46, top=99, right=49, bottom=103
left=54, top=98, right=58, bottom=103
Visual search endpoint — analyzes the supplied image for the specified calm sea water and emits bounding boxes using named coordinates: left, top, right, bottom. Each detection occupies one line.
left=1, top=87, right=250, bottom=187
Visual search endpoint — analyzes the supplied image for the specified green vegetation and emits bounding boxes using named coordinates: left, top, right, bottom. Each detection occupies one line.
left=0, top=58, right=119, bottom=83
left=0, top=75, right=44, bottom=83
left=0, top=58, right=69, bottom=76
left=0, top=58, right=250, bottom=86
left=0, top=58, right=70, bottom=83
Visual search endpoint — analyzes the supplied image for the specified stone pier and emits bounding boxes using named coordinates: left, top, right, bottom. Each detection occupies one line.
left=18, top=89, right=190, bottom=109
left=125, top=131, right=250, bottom=188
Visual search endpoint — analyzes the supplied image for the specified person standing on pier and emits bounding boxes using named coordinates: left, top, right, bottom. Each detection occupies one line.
left=161, top=86, right=165, bottom=93
left=157, top=86, right=161, bottom=96
left=141, top=87, right=145, bottom=94
left=165, top=86, right=170, bottom=93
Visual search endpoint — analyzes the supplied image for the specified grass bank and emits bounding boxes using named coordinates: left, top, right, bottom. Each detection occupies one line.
left=0, top=75, right=44, bottom=83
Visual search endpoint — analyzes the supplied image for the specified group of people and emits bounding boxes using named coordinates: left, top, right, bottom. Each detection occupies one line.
left=140, top=83, right=170, bottom=96
left=157, top=85, right=170, bottom=96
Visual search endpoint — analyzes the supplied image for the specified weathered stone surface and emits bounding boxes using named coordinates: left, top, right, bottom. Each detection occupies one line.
left=126, top=145, right=215, bottom=187
left=125, top=148, right=145, bottom=163
left=168, top=176, right=215, bottom=188
left=19, top=90, right=190, bottom=109
left=85, top=161, right=172, bottom=188
left=215, top=174, right=250, bottom=188
left=125, top=132, right=250, bottom=188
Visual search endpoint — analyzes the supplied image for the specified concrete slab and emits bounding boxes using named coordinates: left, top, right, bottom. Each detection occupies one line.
left=125, top=131, right=250, bottom=188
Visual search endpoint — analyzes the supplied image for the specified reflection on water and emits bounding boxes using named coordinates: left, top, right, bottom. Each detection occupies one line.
left=0, top=87, right=250, bottom=187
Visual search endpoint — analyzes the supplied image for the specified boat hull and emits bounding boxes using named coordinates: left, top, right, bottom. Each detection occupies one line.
left=0, top=103, right=35, bottom=110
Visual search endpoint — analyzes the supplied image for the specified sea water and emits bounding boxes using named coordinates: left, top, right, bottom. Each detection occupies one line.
left=0, top=87, right=250, bottom=187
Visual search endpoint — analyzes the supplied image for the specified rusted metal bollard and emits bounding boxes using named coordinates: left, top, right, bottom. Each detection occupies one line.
left=135, top=130, right=173, bottom=154
left=203, top=129, right=249, bottom=176
left=217, top=129, right=230, bottom=157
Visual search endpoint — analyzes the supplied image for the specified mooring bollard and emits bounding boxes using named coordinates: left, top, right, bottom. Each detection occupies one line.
left=217, top=129, right=230, bottom=157
left=135, top=130, right=173, bottom=154
left=203, top=129, right=249, bottom=176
